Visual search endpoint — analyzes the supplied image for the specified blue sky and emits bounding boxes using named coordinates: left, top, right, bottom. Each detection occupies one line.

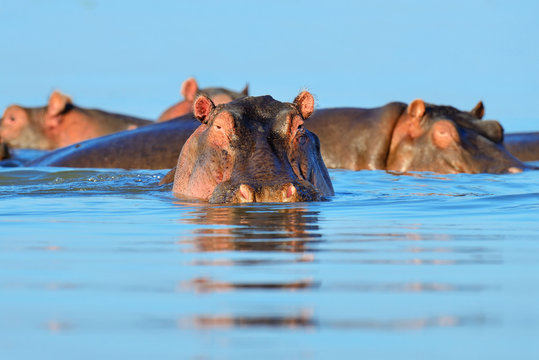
left=2, top=0, right=538, bottom=131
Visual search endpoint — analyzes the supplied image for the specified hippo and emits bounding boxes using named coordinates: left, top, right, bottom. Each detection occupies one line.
left=28, top=86, right=250, bottom=169
left=305, top=99, right=529, bottom=174
left=29, top=96, right=529, bottom=175
left=160, top=92, right=334, bottom=203
left=27, top=115, right=199, bottom=169
left=0, top=90, right=153, bottom=150
left=157, top=77, right=249, bottom=122
left=503, top=132, right=539, bottom=162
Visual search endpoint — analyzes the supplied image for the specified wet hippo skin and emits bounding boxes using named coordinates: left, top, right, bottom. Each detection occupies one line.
left=305, top=100, right=529, bottom=174
left=29, top=98, right=533, bottom=175
left=503, top=132, right=539, bottom=162
left=28, top=114, right=199, bottom=169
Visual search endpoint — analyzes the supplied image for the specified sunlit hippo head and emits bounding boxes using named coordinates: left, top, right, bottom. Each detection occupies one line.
left=157, top=77, right=249, bottom=122
left=387, top=99, right=526, bottom=174
left=171, top=91, right=334, bottom=203
left=1, top=91, right=152, bottom=150
left=0, top=104, right=48, bottom=149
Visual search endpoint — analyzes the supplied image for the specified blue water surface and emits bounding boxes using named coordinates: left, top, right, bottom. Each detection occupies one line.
left=1, top=166, right=538, bottom=360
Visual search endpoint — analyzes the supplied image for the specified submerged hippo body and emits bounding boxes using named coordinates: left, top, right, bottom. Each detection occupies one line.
left=503, top=132, right=539, bottom=162
left=157, top=77, right=248, bottom=122
left=0, top=91, right=152, bottom=150
left=306, top=100, right=528, bottom=174
left=28, top=115, right=199, bottom=169
left=164, top=92, right=334, bottom=203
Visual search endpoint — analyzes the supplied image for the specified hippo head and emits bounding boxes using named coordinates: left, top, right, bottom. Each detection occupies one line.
left=386, top=99, right=525, bottom=174
left=0, top=91, right=73, bottom=150
left=0, top=105, right=44, bottom=149
left=171, top=92, right=334, bottom=203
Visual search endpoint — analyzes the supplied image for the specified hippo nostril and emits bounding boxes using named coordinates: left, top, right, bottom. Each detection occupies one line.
left=287, top=184, right=296, bottom=198
left=283, top=183, right=298, bottom=202
left=238, top=184, right=255, bottom=203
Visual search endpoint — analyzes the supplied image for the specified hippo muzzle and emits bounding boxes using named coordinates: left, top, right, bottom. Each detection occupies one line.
left=209, top=179, right=321, bottom=203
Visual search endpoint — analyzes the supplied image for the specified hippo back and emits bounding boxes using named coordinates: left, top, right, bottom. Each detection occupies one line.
left=305, top=103, right=407, bottom=170
left=78, top=107, right=153, bottom=132
left=28, top=115, right=198, bottom=169
left=504, top=132, right=539, bottom=162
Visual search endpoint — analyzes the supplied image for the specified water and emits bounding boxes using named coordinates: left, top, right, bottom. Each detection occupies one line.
left=1, top=166, right=539, bottom=359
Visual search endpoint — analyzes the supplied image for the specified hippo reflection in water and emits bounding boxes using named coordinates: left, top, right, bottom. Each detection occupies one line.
left=179, top=205, right=321, bottom=253
left=160, top=92, right=335, bottom=203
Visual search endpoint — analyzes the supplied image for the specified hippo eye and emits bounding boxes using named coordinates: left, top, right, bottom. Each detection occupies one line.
left=9, top=116, right=15, bottom=122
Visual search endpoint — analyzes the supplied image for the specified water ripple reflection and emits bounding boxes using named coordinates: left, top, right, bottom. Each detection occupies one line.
left=179, top=313, right=491, bottom=331
left=183, top=277, right=319, bottom=293
left=177, top=204, right=322, bottom=253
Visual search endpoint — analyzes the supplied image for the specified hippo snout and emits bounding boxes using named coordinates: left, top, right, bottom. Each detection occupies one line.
left=209, top=181, right=320, bottom=203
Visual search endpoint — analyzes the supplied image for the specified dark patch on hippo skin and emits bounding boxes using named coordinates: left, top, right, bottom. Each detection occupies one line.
left=0, top=142, right=18, bottom=167
left=0, top=142, right=10, bottom=161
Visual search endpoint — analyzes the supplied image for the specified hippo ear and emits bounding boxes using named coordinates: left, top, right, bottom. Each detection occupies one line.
left=241, top=84, right=249, bottom=96
left=193, top=95, right=215, bottom=122
left=470, top=101, right=485, bottom=119
left=432, top=120, right=459, bottom=149
left=407, top=99, right=426, bottom=119
left=47, top=90, right=72, bottom=117
left=294, top=91, right=314, bottom=119
left=181, top=77, right=199, bottom=102
left=404, top=99, right=427, bottom=138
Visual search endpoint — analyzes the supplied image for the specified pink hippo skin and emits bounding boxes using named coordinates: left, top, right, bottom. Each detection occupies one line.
left=0, top=91, right=152, bottom=150
left=157, top=77, right=248, bottom=122
left=162, top=91, right=334, bottom=203
left=305, top=100, right=529, bottom=174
